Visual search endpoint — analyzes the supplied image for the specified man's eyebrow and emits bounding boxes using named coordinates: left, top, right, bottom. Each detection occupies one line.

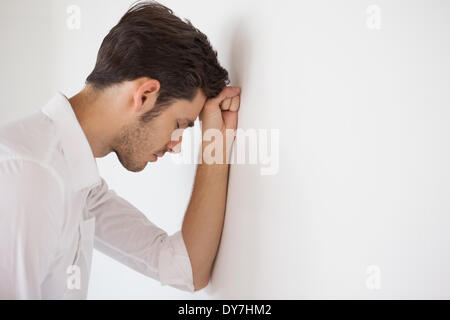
left=178, top=118, right=195, bottom=128
left=183, top=119, right=195, bottom=128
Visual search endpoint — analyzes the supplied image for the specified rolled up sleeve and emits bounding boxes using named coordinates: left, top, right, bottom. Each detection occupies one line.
left=86, top=178, right=195, bottom=292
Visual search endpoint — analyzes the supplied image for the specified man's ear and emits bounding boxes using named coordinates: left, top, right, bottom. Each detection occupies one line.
left=132, top=78, right=161, bottom=113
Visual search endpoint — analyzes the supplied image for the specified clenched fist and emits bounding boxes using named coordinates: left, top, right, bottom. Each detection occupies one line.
left=199, top=86, right=241, bottom=164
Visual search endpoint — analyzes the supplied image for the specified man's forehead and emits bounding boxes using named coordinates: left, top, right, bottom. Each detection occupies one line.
left=190, top=89, right=207, bottom=112
left=172, top=91, right=205, bottom=120
left=194, top=88, right=207, bottom=104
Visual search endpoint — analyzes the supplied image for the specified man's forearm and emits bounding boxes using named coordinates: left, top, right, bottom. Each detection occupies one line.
left=181, top=85, right=240, bottom=291
left=181, top=152, right=230, bottom=290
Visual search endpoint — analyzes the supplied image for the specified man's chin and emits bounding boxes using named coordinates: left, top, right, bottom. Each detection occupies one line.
left=125, top=162, right=147, bottom=173
left=118, top=157, right=147, bottom=172
left=114, top=150, right=148, bottom=172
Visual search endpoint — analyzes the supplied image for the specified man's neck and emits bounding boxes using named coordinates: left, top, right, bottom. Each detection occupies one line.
left=68, top=87, right=114, bottom=158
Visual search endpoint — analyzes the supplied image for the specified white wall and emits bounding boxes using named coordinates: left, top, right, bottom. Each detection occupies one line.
left=1, top=0, right=450, bottom=299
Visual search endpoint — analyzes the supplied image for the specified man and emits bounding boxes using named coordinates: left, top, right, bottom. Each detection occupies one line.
left=0, top=1, right=241, bottom=299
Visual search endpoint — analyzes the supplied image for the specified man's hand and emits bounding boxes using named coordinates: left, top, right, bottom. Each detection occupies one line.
left=199, top=86, right=241, bottom=163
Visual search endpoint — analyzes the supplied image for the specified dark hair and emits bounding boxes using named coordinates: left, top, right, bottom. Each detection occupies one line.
left=85, top=0, right=229, bottom=122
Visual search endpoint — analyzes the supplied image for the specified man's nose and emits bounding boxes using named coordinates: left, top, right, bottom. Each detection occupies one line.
left=167, top=138, right=182, bottom=153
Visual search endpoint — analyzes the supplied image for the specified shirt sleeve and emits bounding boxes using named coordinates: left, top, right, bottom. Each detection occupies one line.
left=85, top=177, right=195, bottom=293
left=0, top=159, right=64, bottom=299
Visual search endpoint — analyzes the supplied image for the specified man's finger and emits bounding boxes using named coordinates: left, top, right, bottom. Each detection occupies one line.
left=220, top=98, right=232, bottom=111
left=209, top=86, right=241, bottom=105
left=229, top=95, right=240, bottom=112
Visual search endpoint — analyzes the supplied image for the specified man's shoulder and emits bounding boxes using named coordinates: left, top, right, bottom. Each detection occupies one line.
left=0, top=110, right=66, bottom=182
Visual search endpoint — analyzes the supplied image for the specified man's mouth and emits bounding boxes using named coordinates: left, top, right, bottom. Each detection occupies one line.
left=150, top=151, right=165, bottom=162
left=149, top=154, right=158, bottom=162
left=155, top=149, right=167, bottom=157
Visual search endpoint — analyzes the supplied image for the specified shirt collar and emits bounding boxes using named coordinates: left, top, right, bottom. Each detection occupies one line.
left=41, top=91, right=100, bottom=191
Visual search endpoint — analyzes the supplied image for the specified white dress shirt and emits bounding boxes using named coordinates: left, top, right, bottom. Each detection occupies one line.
left=0, top=92, right=195, bottom=299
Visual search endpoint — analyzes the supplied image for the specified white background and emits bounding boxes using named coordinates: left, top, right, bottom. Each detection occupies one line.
left=1, top=0, right=450, bottom=299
